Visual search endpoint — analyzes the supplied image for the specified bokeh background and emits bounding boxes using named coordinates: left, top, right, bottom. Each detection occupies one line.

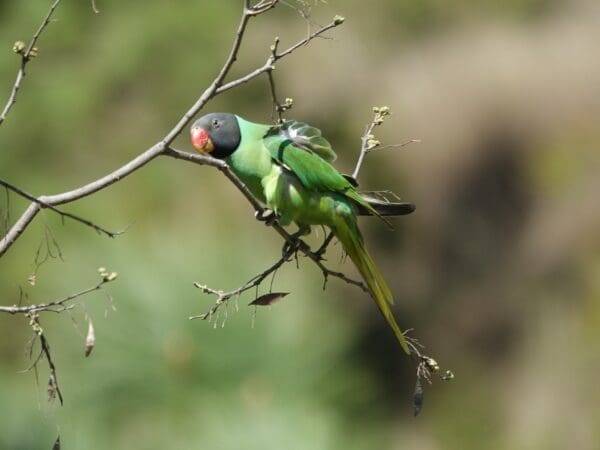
left=1, top=0, right=599, bottom=448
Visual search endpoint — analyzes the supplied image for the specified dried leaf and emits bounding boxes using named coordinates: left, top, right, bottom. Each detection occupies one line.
left=413, top=378, right=424, bottom=416
left=85, top=319, right=95, bottom=357
left=248, top=292, right=289, bottom=306
left=47, top=374, right=57, bottom=402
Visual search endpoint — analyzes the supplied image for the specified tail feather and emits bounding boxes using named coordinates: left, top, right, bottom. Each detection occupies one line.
left=356, top=198, right=416, bottom=217
left=335, top=216, right=410, bottom=354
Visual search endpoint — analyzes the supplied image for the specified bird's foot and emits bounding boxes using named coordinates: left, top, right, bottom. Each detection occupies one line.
left=282, top=228, right=308, bottom=258
left=255, top=208, right=277, bottom=226
left=282, top=236, right=301, bottom=258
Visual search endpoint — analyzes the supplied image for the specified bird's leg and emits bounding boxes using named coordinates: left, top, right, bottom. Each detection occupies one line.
left=255, top=208, right=278, bottom=226
left=315, top=228, right=335, bottom=260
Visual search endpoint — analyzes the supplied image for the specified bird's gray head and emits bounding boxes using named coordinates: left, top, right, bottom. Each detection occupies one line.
left=190, top=113, right=241, bottom=159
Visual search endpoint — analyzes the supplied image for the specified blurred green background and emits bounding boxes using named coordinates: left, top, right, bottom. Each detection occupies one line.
left=1, top=0, right=599, bottom=449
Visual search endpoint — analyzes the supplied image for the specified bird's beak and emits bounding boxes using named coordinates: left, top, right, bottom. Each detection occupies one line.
left=191, top=127, right=214, bottom=153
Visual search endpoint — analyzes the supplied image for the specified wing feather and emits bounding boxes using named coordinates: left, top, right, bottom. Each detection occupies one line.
left=263, top=124, right=391, bottom=226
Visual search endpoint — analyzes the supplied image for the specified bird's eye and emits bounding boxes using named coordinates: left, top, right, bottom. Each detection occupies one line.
left=212, top=119, right=219, bottom=127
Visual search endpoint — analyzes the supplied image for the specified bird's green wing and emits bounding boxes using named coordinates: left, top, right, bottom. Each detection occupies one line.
left=263, top=123, right=391, bottom=225
left=265, top=120, right=337, bottom=162
left=263, top=126, right=347, bottom=192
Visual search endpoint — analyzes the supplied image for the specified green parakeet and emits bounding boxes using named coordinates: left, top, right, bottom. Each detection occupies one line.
left=191, top=113, right=415, bottom=354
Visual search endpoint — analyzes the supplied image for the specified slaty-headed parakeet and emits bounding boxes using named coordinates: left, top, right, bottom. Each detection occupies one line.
left=191, top=113, right=414, bottom=354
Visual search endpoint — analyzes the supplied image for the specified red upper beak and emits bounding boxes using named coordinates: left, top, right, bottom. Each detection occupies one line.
left=191, top=127, right=209, bottom=151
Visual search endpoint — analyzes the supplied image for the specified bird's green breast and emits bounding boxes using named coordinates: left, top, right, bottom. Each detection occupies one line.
left=225, top=117, right=273, bottom=202
left=260, top=163, right=352, bottom=228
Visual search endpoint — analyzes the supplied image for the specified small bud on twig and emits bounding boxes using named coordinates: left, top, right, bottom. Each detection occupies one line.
left=29, top=314, right=43, bottom=335
left=13, top=41, right=27, bottom=54
left=98, top=266, right=118, bottom=282
left=12, top=41, right=38, bottom=58
left=367, top=138, right=380, bottom=149
left=423, top=356, right=439, bottom=372
left=333, top=15, right=345, bottom=25
left=106, top=272, right=118, bottom=281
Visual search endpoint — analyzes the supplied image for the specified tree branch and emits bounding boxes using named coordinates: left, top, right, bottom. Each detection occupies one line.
left=0, top=5, right=344, bottom=259
left=0, top=0, right=62, bottom=126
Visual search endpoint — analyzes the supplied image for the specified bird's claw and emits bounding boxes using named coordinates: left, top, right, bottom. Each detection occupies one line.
left=282, top=237, right=302, bottom=258
left=255, top=208, right=277, bottom=226
left=282, top=228, right=309, bottom=258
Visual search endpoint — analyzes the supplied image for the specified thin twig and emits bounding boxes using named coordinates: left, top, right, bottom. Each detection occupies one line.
left=2, top=185, right=10, bottom=234
left=353, top=117, right=379, bottom=180
left=248, top=0, right=280, bottom=16
left=266, top=37, right=292, bottom=123
left=268, top=68, right=283, bottom=122
left=214, top=16, right=343, bottom=94
left=190, top=249, right=292, bottom=320
left=190, top=233, right=365, bottom=320
left=39, top=330, right=63, bottom=405
left=0, top=178, right=123, bottom=238
left=353, top=108, right=420, bottom=180
left=24, top=314, right=64, bottom=405
left=0, top=0, right=62, bottom=126
left=0, top=276, right=115, bottom=315
left=372, top=139, right=421, bottom=152
left=276, top=16, right=343, bottom=59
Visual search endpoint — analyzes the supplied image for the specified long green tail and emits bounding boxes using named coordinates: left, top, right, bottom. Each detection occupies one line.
left=334, top=215, right=410, bottom=354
